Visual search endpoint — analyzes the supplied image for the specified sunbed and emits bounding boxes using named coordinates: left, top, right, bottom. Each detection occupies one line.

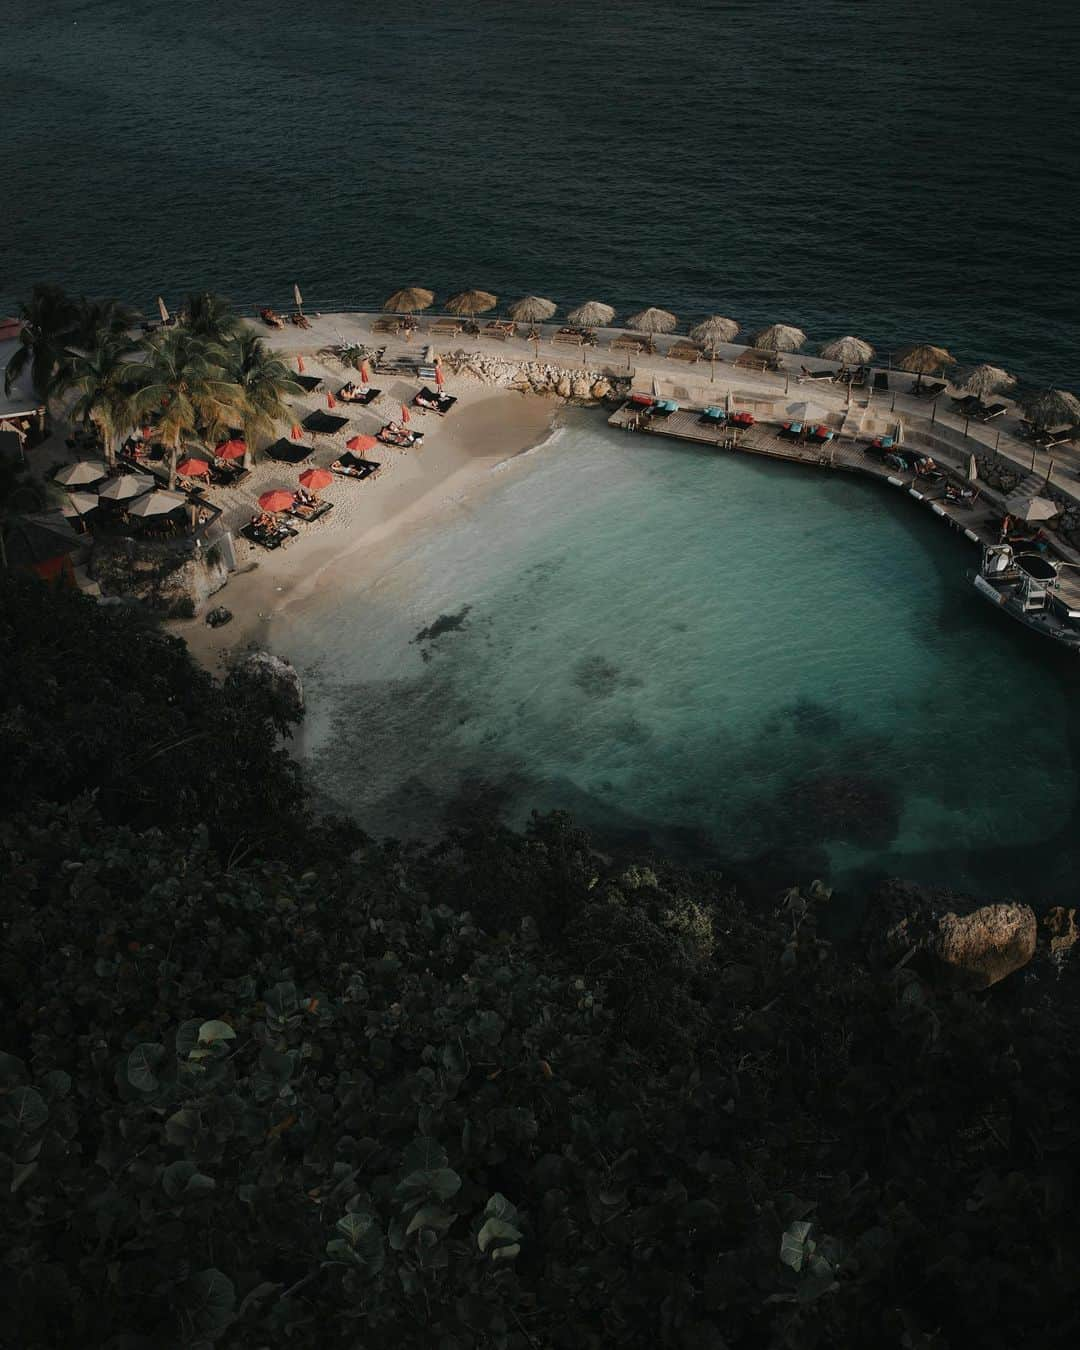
left=292, top=374, right=323, bottom=394
left=259, top=307, right=285, bottom=330
left=483, top=320, right=516, bottom=341
left=337, top=384, right=381, bottom=405
left=331, top=453, right=380, bottom=480
left=266, top=438, right=313, bottom=464
left=950, top=394, right=981, bottom=414
left=287, top=499, right=334, bottom=524
left=552, top=328, right=586, bottom=346
left=667, top=341, right=702, bottom=363
left=916, top=381, right=947, bottom=399
left=611, top=333, right=656, bottom=355
left=413, top=387, right=457, bottom=415
left=798, top=365, right=837, bottom=382
left=373, top=316, right=408, bottom=334
left=302, top=411, right=349, bottom=435
left=378, top=425, right=425, bottom=448
left=974, top=402, right=1008, bottom=422
left=872, top=371, right=889, bottom=393
left=734, top=349, right=779, bottom=372
left=241, top=520, right=298, bottom=550
left=429, top=319, right=465, bottom=336
left=1037, top=425, right=1077, bottom=448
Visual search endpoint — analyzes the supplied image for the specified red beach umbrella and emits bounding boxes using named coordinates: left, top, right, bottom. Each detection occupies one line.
left=299, top=467, right=333, bottom=491
left=176, top=457, right=210, bottom=477
left=290, top=423, right=303, bottom=441
left=400, top=403, right=411, bottom=423
left=435, top=364, right=445, bottom=388
left=326, top=392, right=337, bottom=409
left=259, top=489, right=296, bottom=513
left=346, top=434, right=378, bottom=453
left=296, top=355, right=306, bottom=373
left=359, top=360, right=370, bottom=384
left=215, top=439, right=247, bottom=460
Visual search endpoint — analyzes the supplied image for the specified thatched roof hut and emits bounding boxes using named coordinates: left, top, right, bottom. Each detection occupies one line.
left=507, top=296, right=556, bottom=323
left=690, top=316, right=739, bottom=352
left=383, top=287, right=435, bottom=314
left=625, top=307, right=678, bottom=335
left=748, top=323, right=806, bottom=353
left=446, top=289, right=498, bottom=317
left=567, top=301, right=614, bottom=328
left=893, top=343, right=955, bottom=374
left=819, top=336, right=874, bottom=365
left=1021, top=388, right=1080, bottom=429
left=954, top=364, right=1016, bottom=399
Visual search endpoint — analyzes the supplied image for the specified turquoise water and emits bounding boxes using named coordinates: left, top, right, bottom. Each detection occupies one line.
left=3, top=0, right=1079, bottom=384
left=291, top=413, right=1080, bottom=903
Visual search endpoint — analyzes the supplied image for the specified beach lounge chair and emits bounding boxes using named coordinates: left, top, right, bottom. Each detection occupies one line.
left=429, top=318, right=465, bottom=336
left=1037, top=425, right=1077, bottom=448
left=289, top=313, right=312, bottom=329
left=331, top=452, right=380, bottom=480
left=611, top=333, right=656, bottom=355
left=667, top=340, right=702, bottom=364
left=699, top=405, right=727, bottom=423
left=302, top=410, right=349, bottom=435
left=798, top=365, right=837, bottom=383
left=337, top=383, right=381, bottom=405
left=259, top=307, right=285, bottom=330
left=378, top=424, right=425, bottom=448
left=950, top=394, right=982, bottom=415
left=916, top=381, right=947, bottom=400
left=974, top=402, right=1008, bottom=422
left=483, top=320, right=516, bottom=341
left=729, top=411, right=755, bottom=427
left=734, top=349, right=779, bottom=372
left=373, top=316, right=407, bottom=335
left=413, top=387, right=457, bottom=416
left=292, top=373, right=323, bottom=394
left=241, top=520, right=298, bottom=550
left=288, top=498, right=334, bottom=524
left=266, top=438, right=314, bottom=464
left=552, top=328, right=585, bottom=347
left=873, top=371, right=889, bottom=393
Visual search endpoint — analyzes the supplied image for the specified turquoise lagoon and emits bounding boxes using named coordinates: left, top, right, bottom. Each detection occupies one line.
left=289, top=413, right=1080, bottom=904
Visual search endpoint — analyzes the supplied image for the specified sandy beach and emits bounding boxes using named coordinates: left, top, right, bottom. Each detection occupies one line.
left=173, top=362, right=557, bottom=670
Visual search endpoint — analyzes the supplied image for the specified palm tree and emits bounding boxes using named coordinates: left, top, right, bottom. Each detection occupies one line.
left=183, top=291, right=245, bottom=343
left=69, top=295, right=139, bottom=351
left=51, top=334, right=141, bottom=467
left=130, top=329, right=246, bottom=487
left=3, top=283, right=78, bottom=401
left=218, top=333, right=302, bottom=462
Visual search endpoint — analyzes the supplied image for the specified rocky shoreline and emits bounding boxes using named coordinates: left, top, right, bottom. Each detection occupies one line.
left=443, top=351, right=630, bottom=404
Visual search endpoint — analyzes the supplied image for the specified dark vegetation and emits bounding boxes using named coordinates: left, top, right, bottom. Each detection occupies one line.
left=2, top=575, right=1079, bottom=1349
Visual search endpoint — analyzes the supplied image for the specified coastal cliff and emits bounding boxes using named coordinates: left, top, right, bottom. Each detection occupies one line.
left=445, top=352, right=629, bottom=403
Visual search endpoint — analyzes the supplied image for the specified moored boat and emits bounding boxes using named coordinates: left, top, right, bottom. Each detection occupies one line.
left=970, top=544, right=1080, bottom=650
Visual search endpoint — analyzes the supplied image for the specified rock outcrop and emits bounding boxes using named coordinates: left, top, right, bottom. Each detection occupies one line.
left=445, top=353, right=624, bottom=403
left=90, top=537, right=230, bottom=618
left=226, top=651, right=305, bottom=723
left=864, top=880, right=1037, bottom=990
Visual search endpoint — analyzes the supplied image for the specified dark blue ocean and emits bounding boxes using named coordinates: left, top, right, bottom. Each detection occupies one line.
left=3, top=0, right=1079, bottom=385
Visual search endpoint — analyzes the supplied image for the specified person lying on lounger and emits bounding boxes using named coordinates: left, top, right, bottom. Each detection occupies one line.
left=259, top=307, right=285, bottom=329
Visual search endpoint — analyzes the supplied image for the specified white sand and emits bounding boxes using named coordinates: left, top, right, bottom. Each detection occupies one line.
left=175, top=367, right=557, bottom=671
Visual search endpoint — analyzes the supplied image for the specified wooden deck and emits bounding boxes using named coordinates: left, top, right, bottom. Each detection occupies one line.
left=607, top=403, right=1007, bottom=554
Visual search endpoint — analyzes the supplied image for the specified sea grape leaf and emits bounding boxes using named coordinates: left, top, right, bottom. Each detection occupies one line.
left=197, top=1020, right=237, bottom=1046
left=333, top=1212, right=386, bottom=1274
left=126, top=1044, right=165, bottom=1094
left=406, top=1205, right=457, bottom=1236
left=403, top=1136, right=448, bottom=1173
left=3, top=1086, right=48, bottom=1133
left=478, top=1217, right=523, bottom=1255
left=780, top=1220, right=814, bottom=1273
left=484, top=1192, right=519, bottom=1223
left=396, top=1167, right=462, bottom=1203
left=177, top=1268, right=236, bottom=1334
left=165, top=1107, right=201, bottom=1148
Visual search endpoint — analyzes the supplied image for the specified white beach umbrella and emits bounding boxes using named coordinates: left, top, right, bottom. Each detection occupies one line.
left=60, top=491, right=99, bottom=518
left=749, top=323, right=807, bottom=353
left=967, top=454, right=979, bottom=483
left=157, top=295, right=171, bottom=324
left=98, top=472, right=156, bottom=501
left=128, top=489, right=187, bottom=517
left=1004, top=494, right=1059, bottom=523
left=55, top=459, right=107, bottom=486
left=293, top=283, right=304, bottom=311
left=819, top=335, right=875, bottom=365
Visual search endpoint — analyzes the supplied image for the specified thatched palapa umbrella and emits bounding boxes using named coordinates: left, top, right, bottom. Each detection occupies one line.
left=508, top=296, right=557, bottom=323
left=819, top=336, right=875, bottom=366
left=508, top=297, right=557, bottom=356
left=954, top=363, right=1016, bottom=400
left=626, top=307, right=678, bottom=337
left=893, top=342, right=955, bottom=391
left=1020, top=387, right=1080, bottom=431
left=749, top=324, right=807, bottom=353
left=446, top=289, right=498, bottom=321
left=690, top=316, right=739, bottom=379
left=567, top=301, right=614, bottom=329
left=383, top=287, right=435, bottom=314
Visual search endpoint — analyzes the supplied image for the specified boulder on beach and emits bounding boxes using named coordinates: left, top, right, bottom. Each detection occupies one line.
left=226, top=650, right=304, bottom=723
left=864, top=880, right=1037, bottom=990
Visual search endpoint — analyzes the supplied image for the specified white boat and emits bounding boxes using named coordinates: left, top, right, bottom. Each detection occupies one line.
left=970, top=544, right=1080, bottom=650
